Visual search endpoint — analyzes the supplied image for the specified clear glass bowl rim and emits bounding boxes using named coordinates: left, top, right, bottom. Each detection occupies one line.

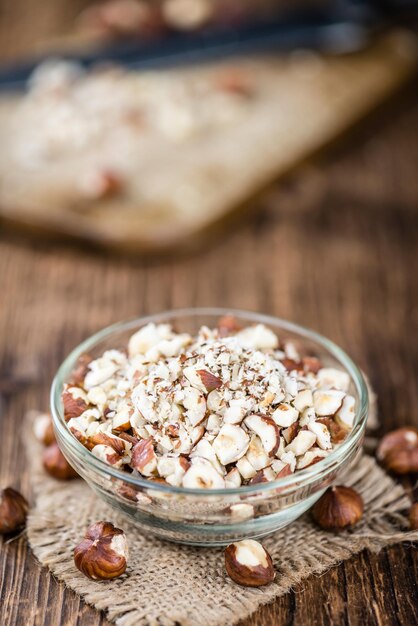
left=51, top=307, right=369, bottom=497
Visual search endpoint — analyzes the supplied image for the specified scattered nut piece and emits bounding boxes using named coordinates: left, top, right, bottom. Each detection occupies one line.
left=312, top=486, right=363, bottom=531
left=285, top=430, right=316, bottom=456
left=308, top=421, right=332, bottom=450
left=43, top=443, right=78, bottom=480
left=236, top=456, right=257, bottom=480
left=409, top=503, right=418, bottom=530
left=182, top=458, right=225, bottom=489
left=272, top=403, right=298, bottom=428
left=224, top=467, right=242, bottom=488
left=317, top=368, right=350, bottom=392
left=313, top=390, right=345, bottom=417
left=225, top=539, right=275, bottom=587
left=0, top=487, right=29, bottom=534
left=249, top=467, right=275, bottom=484
left=131, top=439, right=157, bottom=476
left=69, top=354, right=93, bottom=386
left=74, top=521, right=128, bottom=580
left=213, top=424, right=250, bottom=465
left=377, top=427, right=418, bottom=475
left=196, top=369, right=223, bottom=392
left=335, top=395, right=356, bottom=429
left=62, top=386, right=89, bottom=421
left=244, top=415, right=279, bottom=457
left=246, top=435, right=269, bottom=471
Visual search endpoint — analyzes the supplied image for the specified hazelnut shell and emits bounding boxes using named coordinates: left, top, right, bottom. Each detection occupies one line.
left=312, top=485, right=363, bottom=531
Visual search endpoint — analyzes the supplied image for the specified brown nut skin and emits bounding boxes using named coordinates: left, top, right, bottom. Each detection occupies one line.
left=0, top=487, right=29, bottom=534
left=377, top=428, right=418, bottom=475
left=62, top=388, right=89, bottom=421
left=74, top=521, right=128, bottom=580
left=409, top=503, right=418, bottom=530
left=312, top=486, right=364, bottom=531
left=69, top=353, right=92, bottom=386
left=197, top=369, right=223, bottom=392
left=225, top=539, right=275, bottom=587
left=383, top=448, right=418, bottom=475
left=43, top=443, right=78, bottom=480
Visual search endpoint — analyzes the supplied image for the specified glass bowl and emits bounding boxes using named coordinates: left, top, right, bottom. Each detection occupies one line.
left=50, top=308, right=368, bottom=546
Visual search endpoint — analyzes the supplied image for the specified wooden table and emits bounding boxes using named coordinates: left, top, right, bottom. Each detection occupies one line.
left=0, top=4, right=417, bottom=625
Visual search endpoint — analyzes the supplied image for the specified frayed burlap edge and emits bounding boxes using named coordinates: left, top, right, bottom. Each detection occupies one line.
left=25, top=432, right=417, bottom=626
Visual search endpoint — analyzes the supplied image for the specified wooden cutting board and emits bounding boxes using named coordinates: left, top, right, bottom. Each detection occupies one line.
left=0, top=30, right=416, bottom=254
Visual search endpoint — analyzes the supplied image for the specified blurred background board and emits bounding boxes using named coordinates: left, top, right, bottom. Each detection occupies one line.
left=0, top=31, right=416, bottom=253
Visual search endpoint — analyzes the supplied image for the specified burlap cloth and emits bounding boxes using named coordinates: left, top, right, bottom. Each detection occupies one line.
left=26, top=398, right=417, bottom=626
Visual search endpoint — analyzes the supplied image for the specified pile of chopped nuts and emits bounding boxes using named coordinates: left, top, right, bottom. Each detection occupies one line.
left=62, top=316, right=356, bottom=488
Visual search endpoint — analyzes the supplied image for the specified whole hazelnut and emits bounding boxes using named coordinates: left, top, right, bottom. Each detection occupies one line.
left=312, top=486, right=363, bottom=531
left=43, top=443, right=78, bottom=480
left=0, top=487, right=29, bottom=534
left=74, top=521, right=128, bottom=580
left=224, top=539, right=275, bottom=587
left=409, top=503, right=418, bottom=531
left=33, top=412, right=56, bottom=446
left=377, top=427, right=418, bottom=475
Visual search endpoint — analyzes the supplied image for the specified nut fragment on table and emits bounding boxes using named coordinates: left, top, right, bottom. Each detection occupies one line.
left=311, top=485, right=363, bottom=531
left=376, top=427, right=418, bottom=475
left=62, top=318, right=356, bottom=488
left=0, top=487, right=29, bottom=534
left=224, top=539, right=275, bottom=587
left=74, top=521, right=128, bottom=580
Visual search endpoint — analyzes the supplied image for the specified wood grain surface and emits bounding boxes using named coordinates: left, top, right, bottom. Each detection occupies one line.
left=0, top=3, right=418, bottom=625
